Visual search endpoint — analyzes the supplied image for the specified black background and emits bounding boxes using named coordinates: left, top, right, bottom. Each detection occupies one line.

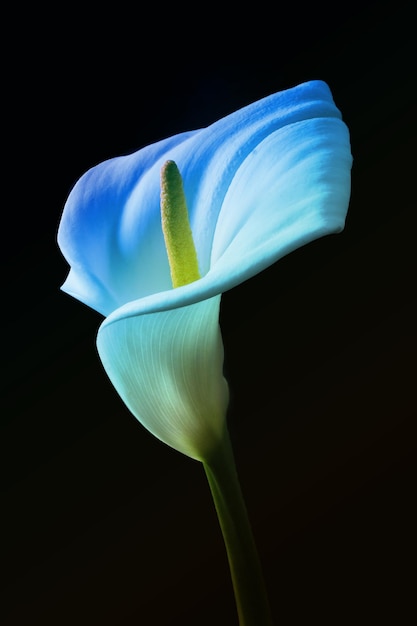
left=2, top=2, right=416, bottom=624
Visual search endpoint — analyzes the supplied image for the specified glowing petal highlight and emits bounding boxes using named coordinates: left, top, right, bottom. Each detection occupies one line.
left=210, top=116, right=352, bottom=282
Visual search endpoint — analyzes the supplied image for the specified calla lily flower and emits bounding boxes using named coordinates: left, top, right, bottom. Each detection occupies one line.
left=58, top=80, right=352, bottom=462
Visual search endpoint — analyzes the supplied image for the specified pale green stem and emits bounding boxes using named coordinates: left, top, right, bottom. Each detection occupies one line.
left=203, top=428, right=274, bottom=626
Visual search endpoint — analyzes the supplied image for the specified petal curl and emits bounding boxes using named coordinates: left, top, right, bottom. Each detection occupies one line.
left=210, top=116, right=352, bottom=283
left=96, top=296, right=229, bottom=461
left=58, top=80, right=350, bottom=316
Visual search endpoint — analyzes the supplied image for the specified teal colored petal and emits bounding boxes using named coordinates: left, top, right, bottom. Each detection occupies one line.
left=58, top=80, right=351, bottom=316
left=96, top=296, right=229, bottom=461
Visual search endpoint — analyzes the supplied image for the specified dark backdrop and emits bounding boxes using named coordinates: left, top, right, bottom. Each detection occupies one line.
left=2, top=2, right=415, bottom=624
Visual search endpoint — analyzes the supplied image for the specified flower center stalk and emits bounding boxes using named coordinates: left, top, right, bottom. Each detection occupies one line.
left=160, top=160, right=201, bottom=288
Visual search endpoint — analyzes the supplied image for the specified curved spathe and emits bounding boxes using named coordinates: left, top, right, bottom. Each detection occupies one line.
left=58, top=80, right=352, bottom=461
left=58, top=80, right=352, bottom=318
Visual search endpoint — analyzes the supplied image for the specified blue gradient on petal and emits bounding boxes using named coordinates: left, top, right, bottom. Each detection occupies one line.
left=58, top=80, right=352, bottom=317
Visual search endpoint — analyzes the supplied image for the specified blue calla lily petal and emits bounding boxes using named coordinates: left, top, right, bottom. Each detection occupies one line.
left=58, top=80, right=352, bottom=317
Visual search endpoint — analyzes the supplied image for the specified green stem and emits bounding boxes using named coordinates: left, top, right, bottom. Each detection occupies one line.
left=203, top=428, right=273, bottom=626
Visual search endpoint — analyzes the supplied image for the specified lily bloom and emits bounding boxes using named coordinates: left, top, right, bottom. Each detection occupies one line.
left=58, top=80, right=352, bottom=462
